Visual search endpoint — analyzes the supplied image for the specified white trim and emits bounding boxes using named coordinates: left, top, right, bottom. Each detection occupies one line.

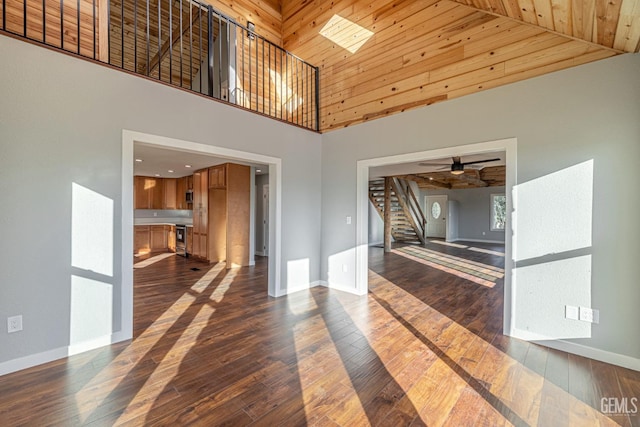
left=449, top=238, right=505, bottom=244
left=123, top=130, right=282, bottom=300
left=369, top=240, right=383, bottom=247
left=280, top=280, right=323, bottom=296
left=323, top=281, right=367, bottom=296
left=356, top=138, right=517, bottom=333
left=255, top=250, right=267, bottom=257
left=532, top=338, right=640, bottom=372
left=0, top=331, right=128, bottom=377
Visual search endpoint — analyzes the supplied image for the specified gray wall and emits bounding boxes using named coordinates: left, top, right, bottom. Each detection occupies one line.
left=321, top=53, right=640, bottom=361
left=421, top=186, right=506, bottom=242
left=0, top=37, right=322, bottom=366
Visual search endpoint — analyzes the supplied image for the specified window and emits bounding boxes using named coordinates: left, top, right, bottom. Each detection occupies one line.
left=491, top=194, right=506, bottom=231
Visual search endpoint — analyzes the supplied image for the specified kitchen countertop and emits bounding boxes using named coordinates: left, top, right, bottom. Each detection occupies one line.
left=134, top=218, right=193, bottom=226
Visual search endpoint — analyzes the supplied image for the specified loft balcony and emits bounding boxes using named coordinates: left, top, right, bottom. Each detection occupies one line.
left=0, top=0, right=319, bottom=131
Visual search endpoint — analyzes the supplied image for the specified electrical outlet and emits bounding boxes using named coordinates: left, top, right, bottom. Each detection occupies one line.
left=342, top=264, right=348, bottom=273
left=346, top=216, right=352, bottom=225
left=579, top=307, right=599, bottom=324
left=8, top=315, right=23, bottom=333
left=565, top=305, right=579, bottom=320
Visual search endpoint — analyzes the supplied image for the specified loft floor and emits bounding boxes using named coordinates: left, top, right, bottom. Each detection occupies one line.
left=0, top=245, right=638, bottom=425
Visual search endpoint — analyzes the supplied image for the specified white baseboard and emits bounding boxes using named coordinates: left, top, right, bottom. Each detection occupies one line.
left=277, top=280, right=323, bottom=297
left=0, top=331, right=131, bottom=377
left=531, top=338, right=640, bottom=372
left=368, top=241, right=383, bottom=247
left=321, top=281, right=367, bottom=296
left=448, top=238, right=505, bottom=244
left=255, top=250, right=267, bottom=257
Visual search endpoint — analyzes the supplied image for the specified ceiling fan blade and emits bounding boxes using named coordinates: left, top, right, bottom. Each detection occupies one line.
left=418, top=162, right=450, bottom=167
left=461, top=157, right=501, bottom=166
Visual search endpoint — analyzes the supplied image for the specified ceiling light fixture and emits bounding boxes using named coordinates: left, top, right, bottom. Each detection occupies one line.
left=155, top=174, right=161, bottom=177
left=256, top=169, right=262, bottom=173
left=135, top=159, right=143, bottom=162
left=451, top=163, right=465, bottom=175
left=168, top=170, right=174, bottom=173
left=185, top=164, right=192, bottom=168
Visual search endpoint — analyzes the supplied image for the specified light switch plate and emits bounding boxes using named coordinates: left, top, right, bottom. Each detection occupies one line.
left=565, top=305, right=579, bottom=320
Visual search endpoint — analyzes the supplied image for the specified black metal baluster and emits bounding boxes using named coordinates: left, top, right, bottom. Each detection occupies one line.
left=157, top=0, right=160, bottom=79
left=280, top=49, right=283, bottom=120
left=76, top=0, right=80, bottom=54
left=106, top=0, right=110, bottom=63
left=44, top=0, right=47, bottom=44
left=217, top=16, right=221, bottom=99
left=268, top=43, right=271, bottom=116
left=145, top=0, right=149, bottom=75
left=248, top=27, right=252, bottom=110
left=60, top=0, right=63, bottom=50
left=241, top=24, right=244, bottom=106
left=188, top=2, right=192, bottom=89
left=206, top=7, right=213, bottom=97
left=92, top=0, right=95, bottom=57
left=179, top=0, right=182, bottom=87
left=315, top=67, right=319, bottom=131
left=134, top=0, right=138, bottom=70
left=261, top=39, right=265, bottom=114
left=168, top=0, right=172, bottom=84
left=23, top=0, right=26, bottom=36
left=198, top=4, right=202, bottom=93
left=121, top=0, right=124, bottom=67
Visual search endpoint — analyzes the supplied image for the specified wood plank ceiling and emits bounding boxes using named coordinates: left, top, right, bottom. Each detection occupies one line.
left=277, top=0, right=640, bottom=131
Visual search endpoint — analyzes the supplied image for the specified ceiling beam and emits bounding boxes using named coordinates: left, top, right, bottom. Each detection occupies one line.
left=455, top=170, right=488, bottom=187
left=401, top=174, right=451, bottom=189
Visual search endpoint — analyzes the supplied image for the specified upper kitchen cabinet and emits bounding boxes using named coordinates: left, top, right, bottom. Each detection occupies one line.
left=134, top=176, right=164, bottom=209
left=209, top=165, right=226, bottom=189
left=163, top=178, right=177, bottom=209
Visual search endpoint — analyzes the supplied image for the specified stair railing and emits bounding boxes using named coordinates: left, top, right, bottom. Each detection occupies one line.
left=390, top=177, right=427, bottom=245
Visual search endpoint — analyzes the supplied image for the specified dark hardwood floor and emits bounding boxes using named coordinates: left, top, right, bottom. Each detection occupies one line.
left=0, top=244, right=638, bottom=426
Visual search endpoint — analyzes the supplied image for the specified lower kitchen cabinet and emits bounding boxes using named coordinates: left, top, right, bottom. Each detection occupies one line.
left=134, top=225, right=176, bottom=255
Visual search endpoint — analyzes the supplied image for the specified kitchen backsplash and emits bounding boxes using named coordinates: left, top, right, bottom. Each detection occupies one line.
left=135, top=209, right=193, bottom=219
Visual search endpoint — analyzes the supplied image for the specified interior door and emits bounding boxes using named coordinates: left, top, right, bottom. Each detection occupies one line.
left=426, top=195, right=448, bottom=238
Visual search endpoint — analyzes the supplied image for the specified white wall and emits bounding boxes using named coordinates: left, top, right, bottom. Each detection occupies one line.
left=321, top=53, right=640, bottom=365
left=420, top=186, right=506, bottom=242
left=0, top=36, right=322, bottom=370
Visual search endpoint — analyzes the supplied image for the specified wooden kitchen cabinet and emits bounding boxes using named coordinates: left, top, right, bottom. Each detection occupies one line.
left=187, top=227, right=193, bottom=255
left=209, top=165, right=226, bottom=189
left=134, top=225, right=151, bottom=255
left=150, top=225, right=167, bottom=252
left=163, top=179, right=177, bottom=209
left=134, top=176, right=164, bottom=209
left=192, top=169, right=208, bottom=260
left=176, top=177, right=188, bottom=210
left=168, top=226, right=176, bottom=252
left=208, top=163, right=250, bottom=267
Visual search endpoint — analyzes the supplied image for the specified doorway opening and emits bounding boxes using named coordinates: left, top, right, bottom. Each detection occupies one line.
left=121, top=130, right=282, bottom=340
left=356, top=138, right=516, bottom=336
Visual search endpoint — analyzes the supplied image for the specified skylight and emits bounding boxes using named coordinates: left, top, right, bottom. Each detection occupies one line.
left=319, top=14, right=374, bottom=54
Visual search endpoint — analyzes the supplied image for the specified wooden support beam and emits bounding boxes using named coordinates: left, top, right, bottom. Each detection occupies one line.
left=139, top=7, right=203, bottom=75
left=383, top=177, right=392, bottom=253
left=455, top=170, right=488, bottom=187
left=403, top=174, right=451, bottom=189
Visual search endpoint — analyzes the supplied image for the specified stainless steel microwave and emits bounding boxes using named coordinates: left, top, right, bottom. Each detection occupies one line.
left=186, top=190, right=194, bottom=203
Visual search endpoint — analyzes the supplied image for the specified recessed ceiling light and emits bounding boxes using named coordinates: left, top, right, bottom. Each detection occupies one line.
left=168, top=170, right=174, bottom=173
left=185, top=164, right=192, bottom=168
left=256, top=169, right=262, bottom=173
left=135, top=159, right=143, bottom=162
left=155, top=174, right=161, bottom=177
left=429, top=177, right=433, bottom=181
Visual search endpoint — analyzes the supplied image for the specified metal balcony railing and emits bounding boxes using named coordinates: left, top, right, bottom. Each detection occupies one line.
left=0, top=0, right=320, bottom=130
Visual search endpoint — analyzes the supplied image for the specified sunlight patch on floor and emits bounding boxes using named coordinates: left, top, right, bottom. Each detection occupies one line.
left=116, top=303, right=215, bottom=424
left=74, top=292, right=196, bottom=422
left=365, top=271, right=622, bottom=426
left=468, top=247, right=505, bottom=257
left=392, top=247, right=500, bottom=288
left=133, top=253, right=175, bottom=269
left=210, top=267, right=238, bottom=303
left=191, top=262, right=226, bottom=293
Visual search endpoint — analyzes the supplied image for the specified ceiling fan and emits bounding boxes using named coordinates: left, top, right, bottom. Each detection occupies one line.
left=418, top=156, right=500, bottom=175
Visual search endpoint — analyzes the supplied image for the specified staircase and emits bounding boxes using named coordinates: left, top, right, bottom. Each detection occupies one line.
left=369, top=179, right=426, bottom=245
